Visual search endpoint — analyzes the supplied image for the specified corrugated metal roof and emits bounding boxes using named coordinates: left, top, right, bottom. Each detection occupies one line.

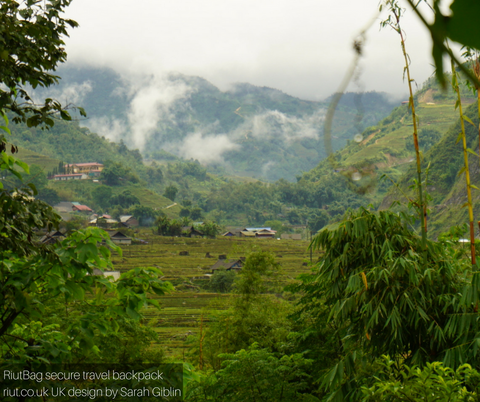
left=120, top=215, right=133, bottom=222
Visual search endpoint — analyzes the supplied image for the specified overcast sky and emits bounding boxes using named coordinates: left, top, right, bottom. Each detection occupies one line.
left=63, top=0, right=449, bottom=101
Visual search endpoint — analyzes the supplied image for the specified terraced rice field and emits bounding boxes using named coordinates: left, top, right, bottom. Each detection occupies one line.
left=111, top=232, right=316, bottom=357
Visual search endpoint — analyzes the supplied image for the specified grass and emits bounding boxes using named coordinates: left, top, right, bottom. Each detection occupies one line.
left=50, top=181, right=182, bottom=218
left=17, top=147, right=61, bottom=171
left=342, top=101, right=462, bottom=168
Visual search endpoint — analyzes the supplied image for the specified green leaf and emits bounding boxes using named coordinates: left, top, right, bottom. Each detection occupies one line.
left=126, top=305, right=141, bottom=320
left=60, top=110, right=71, bottom=121
left=27, top=182, right=38, bottom=195
left=15, top=158, right=29, bottom=173
left=447, top=0, right=480, bottom=51
left=0, top=125, right=11, bottom=135
left=463, top=115, right=476, bottom=127
left=456, top=131, right=463, bottom=144
left=467, top=148, right=479, bottom=157
left=78, top=243, right=99, bottom=263
left=65, top=282, right=85, bottom=300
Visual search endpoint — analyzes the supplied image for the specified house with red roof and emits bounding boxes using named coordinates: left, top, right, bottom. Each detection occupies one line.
left=72, top=204, right=93, bottom=213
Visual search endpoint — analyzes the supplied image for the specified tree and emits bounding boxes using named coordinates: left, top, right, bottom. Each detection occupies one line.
left=179, top=207, right=191, bottom=217
left=99, top=161, right=139, bottom=186
left=164, top=184, right=178, bottom=201
left=155, top=215, right=182, bottom=236
left=0, top=0, right=85, bottom=139
left=91, top=185, right=113, bottom=209
left=294, top=207, right=474, bottom=400
left=190, top=206, right=203, bottom=221
left=307, top=209, right=330, bottom=233
left=207, top=269, right=236, bottom=293
left=146, top=164, right=164, bottom=184
left=197, top=221, right=220, bottom=238
left=0, top=0, right=173, bottom=371
left=234, top=251, right=280, bottom=301
left=361, top=357, right=480, bottom=401
left=110, top=189, right=140, bottom=208
left=1, top=226, right=173, bottom=365
left=37, top=187, right=60, bottom=206
left=127, top=204, right=157, bottom=226
left=187, top=346, right=314, bottom=402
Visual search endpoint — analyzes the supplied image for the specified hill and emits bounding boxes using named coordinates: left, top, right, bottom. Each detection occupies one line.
left=281, top=75, right=478, bottom=235
left=381, top=101, right=480, bottom=238
left=36, top=64, right=399, bottom=181
left=14, top=67, right=480, bottom=235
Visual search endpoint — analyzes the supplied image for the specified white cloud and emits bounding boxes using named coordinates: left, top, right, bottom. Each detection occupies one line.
left=126, top=74, right=193, bottom=150
left=175, top=132, right=240, bottom=164
left=39, top=81, right=93, bottom=105
left=238, top=109, right=325, bottom=143
left=63, top=0, right=441, bottom=101
left=87, top=116, right=126, bottom=143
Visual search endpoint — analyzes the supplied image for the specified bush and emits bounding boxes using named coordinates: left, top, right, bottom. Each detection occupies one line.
left=207, top=269, right=236, bottom=293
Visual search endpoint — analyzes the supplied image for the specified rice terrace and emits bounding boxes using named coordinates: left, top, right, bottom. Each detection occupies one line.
left=111, top=233, right=315, bottom=357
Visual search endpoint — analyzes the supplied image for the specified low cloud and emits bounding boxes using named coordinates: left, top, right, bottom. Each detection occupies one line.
left=49, top=81, right=93, bottom=105
left=173, top=132, right=240, bottom=164
left=237, top=109, right=325, bottom=143
left=261, top=161, right=276, bottom=177
left=88, top=116, right=126, bottom=143
left=84, top=73, right=194, bottom=151
left=126, top=74, right=193, bottom=150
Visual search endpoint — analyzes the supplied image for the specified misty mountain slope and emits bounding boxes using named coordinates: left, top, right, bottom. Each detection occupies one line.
left=40, top=64, right=399, bottom=181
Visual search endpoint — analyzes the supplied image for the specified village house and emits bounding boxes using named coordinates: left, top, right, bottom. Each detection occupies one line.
left=53, top=201, right=74, bottom=213
left=90, top=216, right=118, bottom=229
left=38, top=230, right=65, bottom=245
left=51, top=163, right=104, bottom=180
left=222, top=228, right=242, bottom=237
left=65, top=162, right=104, bottom=176
left=53, top=173, right=86, bottom=181
left=120, top=215, right=139, bottom=228
left=239, top=227, right=276, bottom=238
left=108, top=231, right=132, bottom=245
left=91, top=268, right=121, bottom=281
left=181, top=225, right=204, bottom=238
left=72, top=203, right=93, bottom=213
left=210, top=258, right=244, bottom=274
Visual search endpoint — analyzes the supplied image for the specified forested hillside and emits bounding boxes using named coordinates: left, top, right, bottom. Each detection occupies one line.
left=36, top=65, right=399, bottom=181
left=8, top=72, right=478, bottom=235
left=382, top=101, right=480, bottom=237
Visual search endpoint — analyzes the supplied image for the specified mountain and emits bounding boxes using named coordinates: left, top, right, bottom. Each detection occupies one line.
left=10, top=68, right=480, bottom=235
left=35, top=64, right=399, bottom=181
left=381, top=101, right=480, bottom=238
left=295, top=74, right=478, bottom=237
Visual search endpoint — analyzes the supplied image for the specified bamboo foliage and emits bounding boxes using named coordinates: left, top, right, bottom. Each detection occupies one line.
left=451, top=56, right=477, bottom=266
left=300, top=208, right=474, bottom=400
left=381, top=1, right=427, bottom=257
